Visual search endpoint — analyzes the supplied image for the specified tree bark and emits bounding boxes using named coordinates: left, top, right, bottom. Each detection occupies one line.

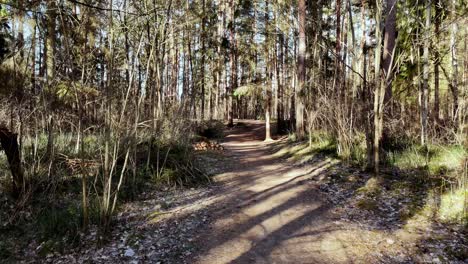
left=433, top=0, right=442, bottom=122
left=264, top=0, right=272, bottom=140
left=201, top=0, right=206, bottom=120
left=383, top=0, right=397, bottom=104
left=372, top=0, right=384, bottom=175
left=421, top=0, right=430, bottom=145
left=0, top=126, right=24, bottom=197
left=277, top=30, right=284, bottom=133
left=450, top=0, right=459, bottom=127
left=227, top=0, right=236, bottom=127
left=296, top=0, right=306, bottom=138
left=45, top=1, right=57, bottom=160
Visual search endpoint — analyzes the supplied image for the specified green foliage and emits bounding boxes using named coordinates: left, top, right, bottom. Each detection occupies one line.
left=356, top=198, right=379, bottom=211
left=357, top=177, right=383, bottom=197
left=234, top=83, right=264, bottom=98
left=386, top=144, right=466, bottom=175
left=45, top=82, right=100, bottom=108
left=348, top=134, right=368, bottom=167
left=37, top=205, right=81, bottom=243
left=147, top=140, right=210, bottom=187
left=438, top=187, right=467, bottom=223
left=274, top=131, right=338, bottom=163
left=381, top=132, right=415, bottom=152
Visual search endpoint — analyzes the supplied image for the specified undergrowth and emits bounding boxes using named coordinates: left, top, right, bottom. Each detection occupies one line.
left=0, top=118, right=224, bottom=258
left=276, top=130, right=467, bottom=225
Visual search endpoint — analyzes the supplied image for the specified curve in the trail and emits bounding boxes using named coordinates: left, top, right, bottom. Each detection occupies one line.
left=193, top=120, right=354, bottom=263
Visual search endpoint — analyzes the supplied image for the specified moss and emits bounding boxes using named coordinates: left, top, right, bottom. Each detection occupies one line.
left=357, top=198, right=379, bottom=211
left=37, top=240, right=57, bottom=257
left=357, top=177, right=383, bottom=197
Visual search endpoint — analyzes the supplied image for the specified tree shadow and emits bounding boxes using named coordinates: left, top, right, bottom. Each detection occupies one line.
left=151, top=120, right=465, bottom=263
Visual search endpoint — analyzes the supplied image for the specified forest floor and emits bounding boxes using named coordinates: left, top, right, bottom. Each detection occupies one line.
left=11, top=120, right=466, bottom=263
left=190, top=120, right=466, bottom=264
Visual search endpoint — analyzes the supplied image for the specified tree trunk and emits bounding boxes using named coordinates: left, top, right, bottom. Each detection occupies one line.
left=277, top=30, right=284, bottom=133
left=433, top=0, right=442, bottom=122
left=450, top=0, right=459, bottom=127
left=45, top=1, right=57, bottom=161
left=0, top=126, right=24, bottom=197
left=360, top=0, right=373, bottom=168
left=296, top=0, right=306, bottom=138
left=227, top=0, right=236, bottom=127
left=264, top=0, right=272, bottom=140
left=421, top=0, right=430, bottom=145
left=372, top=0, right=384, bottom=175
left=383, top=0, right=397, bottom=104
left=335, top=0, right=342, bottom=96
left=201, top=0, right=206, bottom=120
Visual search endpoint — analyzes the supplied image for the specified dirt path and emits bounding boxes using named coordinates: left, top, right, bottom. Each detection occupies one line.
left=33, top=120, right=463, bottom=263
left=190, top=120, right=468, bottom=264
left=193, top=120, right=383, bottom=263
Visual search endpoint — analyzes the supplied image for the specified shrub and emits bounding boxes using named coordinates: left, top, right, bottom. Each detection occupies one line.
left=195, top=120, right=224, bottom=139
left=148, top=141, right=210, bottom=187
left=37, top=204, right=82, bottom=247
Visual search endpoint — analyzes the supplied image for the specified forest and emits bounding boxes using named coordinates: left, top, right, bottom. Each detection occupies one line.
left=0, top=0, right=466, bottom=263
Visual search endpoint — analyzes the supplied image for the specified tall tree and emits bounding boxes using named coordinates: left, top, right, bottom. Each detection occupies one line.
left=433, top=0, right=442, bottom=122
left=383, top=0, right=397, bottom=104
left=264, top=0, right=272, bottom=140
left=227, top=0, right=236, bottom=127
left=421, top=0, right=431, bottom=145
left=296, top=0, right=306, bottom=138
left=44, top=0, right=57, bottom=160
left=372, top=0, right=384, bottom=174
left=450, top=0, right=459, bottom=127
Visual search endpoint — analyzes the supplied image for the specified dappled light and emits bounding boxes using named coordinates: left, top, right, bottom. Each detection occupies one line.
left=0, top=0, right=466, bottom=262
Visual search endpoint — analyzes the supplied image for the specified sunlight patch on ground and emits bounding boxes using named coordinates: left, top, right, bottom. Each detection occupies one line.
left=205, top=201, right=320, bottom=263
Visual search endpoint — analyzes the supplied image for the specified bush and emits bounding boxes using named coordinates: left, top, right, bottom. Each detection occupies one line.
left=349, top=134, right=368, bottom=167
left=141, top=140, right=210, bottom=187
left=195, top=120, right=224, bottom=139
left=381, top=128, right=416, bottom=152
left=37, top=204, right=82, bottom=247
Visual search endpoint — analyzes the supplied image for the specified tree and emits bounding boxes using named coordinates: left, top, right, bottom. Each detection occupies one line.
left=421, top=0, right=430, bottom=145
left=383, top=0, right=397, bottom=104
left=433, top=0, right=442, bottom=122
left=44, top=0, right=57, bottom=160
left=227, top=0, right=236, bottom=127
left=372, top=0, right=384, bottom=174
left=296, top=0, right=306, bottom=139
left=264, top=0, right=272, bottom=140
left=450, top=0, right=459, bottom=128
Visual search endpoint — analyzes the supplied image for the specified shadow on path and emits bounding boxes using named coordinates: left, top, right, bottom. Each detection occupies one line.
left=192, top=120, right=352, bottom=263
